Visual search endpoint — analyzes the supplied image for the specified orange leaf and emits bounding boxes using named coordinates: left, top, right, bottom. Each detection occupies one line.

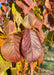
left=0, top=39, right=4, bottom=46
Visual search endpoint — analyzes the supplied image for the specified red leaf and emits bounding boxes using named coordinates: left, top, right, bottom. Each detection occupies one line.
left=16, top=1, right=29, bottom=16
left=22, top=11, right=36, bottom=28
left=0, top=0, right=6, bottom=3
left=23, top=11, right=42, bottom=31
left=0, top=18, right=2, bottom=24
left=16, top=0, right=35, bottom=16
left=37, top=30, right=45, bottom=44
left=22, top=0, right=35, bottom=8
left=1, top=4, right=8, bottom=13
left=34, top=17, right=42, bottom=31
left=4, top=20, right=16, bottom=35
left=21, top=29, right=43, bottom=63
left=1, top=34, right=23, bottom=62
left=43, top=9, right=53, bottom=31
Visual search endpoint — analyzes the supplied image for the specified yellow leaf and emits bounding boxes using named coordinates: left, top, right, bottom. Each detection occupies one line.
left=33, top=62, right=37, bottom=68
left=0, top=27, right=4, bottom=33
left=16, top=61, right=23, bottom=71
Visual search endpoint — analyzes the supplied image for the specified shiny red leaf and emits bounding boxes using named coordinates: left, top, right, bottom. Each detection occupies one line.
left=21, top=29, right=43, bottom=63
left=1, top=34, right=23, bottom=62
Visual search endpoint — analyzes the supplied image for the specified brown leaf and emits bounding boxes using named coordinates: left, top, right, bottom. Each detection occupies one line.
left=1, top=34, right=23, bottom=62
left=21, top=29, right=43, bottom=63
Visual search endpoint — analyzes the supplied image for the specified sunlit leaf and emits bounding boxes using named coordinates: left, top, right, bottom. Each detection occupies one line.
left=0, top=39, right=4, bottom=46
left=45, top=0, right=51, bottom=11
left=16, top=61, right=23, bottom=71
left=1, top=34, right=23, bottom=62
left=0, top=27, right=4, bottom=33
left=11, top=68, right=18, bottom=75
left=34, top=17, right=42, bottom=31
left=22, top=11, right=36, bottom=28
left=12, top=3, right=23, bottom=30
left=4, top=20, right=16, bottom=35
left=0, top=54, right=12, bottom=73
left=21, top=29, right=43, bottom=63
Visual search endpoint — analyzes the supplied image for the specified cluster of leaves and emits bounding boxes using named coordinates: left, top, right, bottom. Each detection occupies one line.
left=0, top=0, right=54, bottom=75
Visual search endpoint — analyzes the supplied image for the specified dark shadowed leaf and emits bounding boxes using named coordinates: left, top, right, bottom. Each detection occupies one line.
left=21, top=29, right=43, bottom=63
left=1, top=4, right=8, bottom=13
left=43, top=9, right=53, bottom=31
left=4, top=20, right=16, bottom=35
left=16, top=1, right=29, bottom=16
left=1, top=34, right=23, bottom=62
left=22, top=0, right=35, bottom=8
